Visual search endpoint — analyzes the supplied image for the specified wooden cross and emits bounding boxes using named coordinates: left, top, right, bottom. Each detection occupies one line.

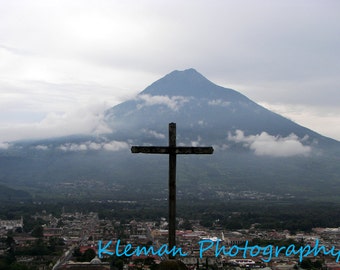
left=131, top=123, right=214, bottom=257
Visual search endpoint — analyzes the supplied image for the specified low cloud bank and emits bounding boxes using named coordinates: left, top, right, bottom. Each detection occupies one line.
left=58, top=140, right=129, bottom=152
left=34, top=145, right=49, bottom=150
left=0, top=102, right=112, bottom=143
left=0, top=142, right=10, bottom=149
left=228, top=130, right=311, bottom=157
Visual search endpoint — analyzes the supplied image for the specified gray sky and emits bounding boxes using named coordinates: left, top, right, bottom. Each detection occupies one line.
left=0, top=0, right=339, bottom=143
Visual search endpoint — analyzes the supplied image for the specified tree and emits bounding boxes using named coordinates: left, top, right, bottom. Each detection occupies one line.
left=31, top=225, right=43, bottom=238
left=83, top=248, right=96, bottom=261
left=73, top=247, right=82, bottom=258
left=300, top=258, right=313, bottom=269
left=112, top=259, right=124, bottom=270
left=180, top=219, right=193, bottom=230
left=78, top=248, right=96, bottom=262
left=6, top=235, right=15, bottom=248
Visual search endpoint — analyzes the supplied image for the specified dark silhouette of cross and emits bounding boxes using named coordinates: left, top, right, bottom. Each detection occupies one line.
left=131, top=123, right=214, bottom=258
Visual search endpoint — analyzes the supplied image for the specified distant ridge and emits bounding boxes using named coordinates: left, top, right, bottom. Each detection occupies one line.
left=0, top=184, right=31, bottom=202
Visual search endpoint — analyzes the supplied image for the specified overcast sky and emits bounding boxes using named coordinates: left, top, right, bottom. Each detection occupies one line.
left=1, top=0, right=339, bottom=143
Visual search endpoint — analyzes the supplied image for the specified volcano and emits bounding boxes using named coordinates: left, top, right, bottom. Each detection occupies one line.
left=1, top=69, right=339, bottom=201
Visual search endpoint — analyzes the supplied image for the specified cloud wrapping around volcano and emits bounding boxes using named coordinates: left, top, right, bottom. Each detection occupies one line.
left=0, top=142, right=10, bottom=149
left=228, top=130, right=311, bottom=157
left=57, top=140, right=129, bottom=152
left=136, top=94, right=190, bottom=111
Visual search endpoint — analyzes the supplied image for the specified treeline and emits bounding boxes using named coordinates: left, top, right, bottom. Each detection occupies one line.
left=178, top=200, right=340, bottom=232
left=1, top=199, right=340, bottom=232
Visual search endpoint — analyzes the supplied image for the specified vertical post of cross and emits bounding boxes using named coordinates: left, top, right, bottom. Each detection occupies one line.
left=131, top=122, right=214, bottom=260
left=169, top=123, right=177, bottom=256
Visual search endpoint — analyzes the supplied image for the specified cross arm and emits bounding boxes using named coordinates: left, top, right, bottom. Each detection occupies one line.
left=131, top=146, right=214, bottom=154
left=176, top=146, right=214, bottom=154
left=131, top=146, right=169, bottom=154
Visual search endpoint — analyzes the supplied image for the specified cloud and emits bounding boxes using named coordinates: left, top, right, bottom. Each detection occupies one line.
left=208, top=99, right=230, bottom=107
left=39, top=104, right=112, bottom=136
left=0, top=102, right=112, bottom=142
left=0, top=0, right=339, bottom=141
left=34, top=145, right=49, bottom=150
left=198, top=120, right=204, bottom=126
left=142, top=129, right=166, bottom=139
left=258, top=102, right=340, bottom=141
left=190, top=136, right=202, bottom=147
left=0, top=142, right=10, bottom=149
left=213, top=144, right=229, bottom=151
left=228, top=130, right=311, bottom=157
left=88, top=142, right=102, bottom=150
left=58, top=140, right=129, bottom=152
left=178, top=136, right=203, bottom=147
left=136, top=94, right=190, bottom=111
left=102, top=141, right=129, bottom=151
left=58, top=143, right=87, bottom=152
